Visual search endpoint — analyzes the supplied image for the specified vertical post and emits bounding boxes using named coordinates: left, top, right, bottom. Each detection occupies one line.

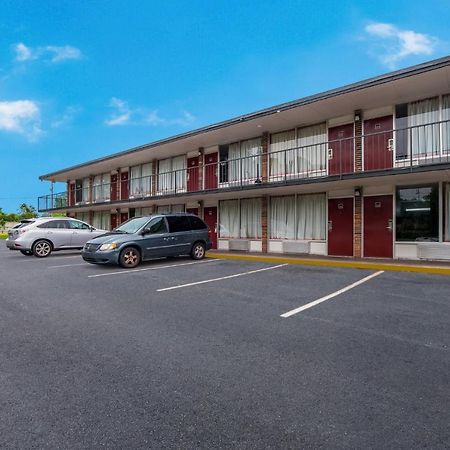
left=198, top=147, right=204, bottom=191
left=261, top=195, right=268, bottom=253
left=151, top=159, right=157, bottom=195
left=261, top=132, right=269, bottom=182
left=354, top=189, right=362, bottom=258
left=198, top=200, right=204, bottom=220
left=354, top=110, right=363, bottom=172
left=89, top=175, right=93, bottom=204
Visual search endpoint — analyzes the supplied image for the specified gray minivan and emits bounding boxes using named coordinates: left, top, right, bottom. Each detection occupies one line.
left=81, top=213, right=212, bottom=268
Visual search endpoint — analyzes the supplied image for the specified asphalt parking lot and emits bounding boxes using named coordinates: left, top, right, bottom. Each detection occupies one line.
left=1, top=244, right=450, bottom=449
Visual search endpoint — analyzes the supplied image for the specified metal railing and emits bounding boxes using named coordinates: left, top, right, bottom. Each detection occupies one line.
left=38, top=119, right=450, bottom=211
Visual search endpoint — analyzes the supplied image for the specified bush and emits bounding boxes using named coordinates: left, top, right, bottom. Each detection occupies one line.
left=0, top=233, right=7, bottom=240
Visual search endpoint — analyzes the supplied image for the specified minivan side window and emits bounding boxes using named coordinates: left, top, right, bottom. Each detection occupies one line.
left=188, top=216, right=207, bottom=230
left=147, top=217, right=168, bottom=234
left=167, top=216, right=191, bottom=233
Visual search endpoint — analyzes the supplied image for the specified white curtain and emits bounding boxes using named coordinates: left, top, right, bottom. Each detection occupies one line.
left=269, top=196, right=296, bottom=239
left=141, top=207, right=152, bottom=216
left=297, top=124, right=327, bottom=173
left=157, top=205, right=171, bottom=213
left=171, top=204, right=185, bottom=213
left=102, top=173, right=110, bottom=201
left=270, top=130, right=296, bottom=178
left=296, top=194, right=326, bottom=240
left=82, top=178, right=90, bottom=202
left=228, top=142, right=241, bottom=182
left=131, top=163, right=152, bottom=196
left=142, top=163, right=152, bottom=195
left=93, top=212, right=102, bottom=229
left=93, top=175, right=102, bottom=202
left=172, top=156, right=186, bottom=192
left=241, top=138, right=261, bottom=181
left=158, top=158, right=172, bottom=193
left=408, top=98, right=439, bottom=156
left=240, top=198, right=261, bottom=239
left=442, top=95, right=450, bottom=153
left=130, top=166, right=141, bottom=197
left=101, top=212, right=111, bottom=230
left=219, top=200, right=239, bottom=238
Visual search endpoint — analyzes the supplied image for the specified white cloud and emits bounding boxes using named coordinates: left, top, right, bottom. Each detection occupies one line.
left=51, top=105, right=82, bottom=128
left=105, top=97, right=196, bottom=128
left=0, top=100, right=43, bottom=141
left=364, top=22, right=437, bottom=68
left=13, top=42, right=83, bottom=63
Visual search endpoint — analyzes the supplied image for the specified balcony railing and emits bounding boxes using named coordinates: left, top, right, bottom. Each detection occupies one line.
left=38, top=119, right=450, bottom=211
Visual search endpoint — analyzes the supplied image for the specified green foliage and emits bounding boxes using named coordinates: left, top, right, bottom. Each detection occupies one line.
left=0, top=203, right=38, bottom=228
left=0, top=233, right=7, bottom=240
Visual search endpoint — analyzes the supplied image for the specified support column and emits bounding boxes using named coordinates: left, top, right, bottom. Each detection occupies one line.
left=354, top=190, right=362, bottom=258
left=261, top=132, right=269, bottom=182
left=88, top=175, right=93, bottom=204
left=198, top=200, right=204, bottom=220
left=261, top=195, right=268, bottom=253
left=151, top=159, right=157, bottom=195
left=198, top=147, right=204, bottom=191
left=354, top=110, right=363, bottom=172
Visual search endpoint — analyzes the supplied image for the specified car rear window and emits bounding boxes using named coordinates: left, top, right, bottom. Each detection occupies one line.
left=167, top=215, right=191, bottom=233
left=188, top=216, right=207, bottom=230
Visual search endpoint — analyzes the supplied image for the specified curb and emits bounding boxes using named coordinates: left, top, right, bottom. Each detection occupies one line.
left=206, top=252, right=450, bottom=276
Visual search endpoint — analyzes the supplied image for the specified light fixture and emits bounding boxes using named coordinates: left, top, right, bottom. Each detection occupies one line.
left=354, top=187, right=362, bottom=197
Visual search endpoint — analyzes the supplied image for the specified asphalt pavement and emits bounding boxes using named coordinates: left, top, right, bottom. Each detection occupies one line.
left=1, top=244, right=449, bottom=449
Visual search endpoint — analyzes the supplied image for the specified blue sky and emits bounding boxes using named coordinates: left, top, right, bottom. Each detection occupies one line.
left=1, top=0, right=449, bottom=212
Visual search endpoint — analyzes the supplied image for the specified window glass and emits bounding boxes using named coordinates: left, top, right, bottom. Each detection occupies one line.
left=69, top=220, right=90, bottom=230
left=115, top=216, right=150, bottom=234
left=39, top=220, right=69, bottom=229
left=219, top=200, right=239, bottom=238
left=188, top=216, right=207, bottom=231
left=270, top=196, right=296, bottom=239
left=396, top=185, right=439, bottom=241
left=146, top=217, right=168, bottom=234
left=167, top=216, right=191, bottom=233
left=240, top=198, right=261, bottom=239
left=296, top=193, right=326, bottom=240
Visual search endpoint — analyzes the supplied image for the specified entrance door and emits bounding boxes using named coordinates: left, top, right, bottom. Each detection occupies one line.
left=110, top=174, right=118, bottom=201
left=111, top=213, right=118, bottom=230
left=120, top=172, right=129, bottom=200
left=120, top=212, right=129, bottom=224
left=328, top=198, right=354, bottom=256
left=204, top=153, right=218, bottom=190
left=364, top=116, right=393, bottom=171
left=363, top=195, right=393, bottom=258
left=69, top=183, right=75, bottom=207
left=186, top=207, right=198, bottom=216
left=187, top=157, right=199, bottom=192
left=203, top=206, right=217, bottom=249
left=328, top=124, right=354, bottom=175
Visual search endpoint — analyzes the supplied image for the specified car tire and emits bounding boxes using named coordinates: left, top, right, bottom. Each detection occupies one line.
left=20, top=250, right=33, bottom=256
left=119, top=247, right=141, bottom=268
left=190, top=242, right=206, bottom=260
left=32, top=240, right=53, bottom=258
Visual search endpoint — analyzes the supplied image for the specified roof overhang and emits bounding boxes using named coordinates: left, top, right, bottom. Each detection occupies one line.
left=40, top=55, right=450, bottom=182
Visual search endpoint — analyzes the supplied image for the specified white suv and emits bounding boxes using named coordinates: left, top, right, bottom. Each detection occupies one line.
left=6, top=217, right=107, bottom=257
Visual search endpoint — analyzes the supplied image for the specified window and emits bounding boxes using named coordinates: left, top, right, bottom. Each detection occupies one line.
left=93, top=173, right=110, bottom=202
left=442, top=95, right=450, bottom=154
left=219, top=138, right=262, bottom=184
left=188, top=216, right=207, bottom=230
left=396, top=185, right=439, bottom=242
left=146, top=217, right=168, bottom=234
left=269, top=124, right=326, bottom=180
left=130, top=163, right=152, bottom=197
left=157, top=156, right=186, bottom=193
left=38, top=220, right=69, bottom=229
left=93, top=211, right=110, bottom=230
left=69, top=220, right=90, bottom=230
left=75, top=212, right=90, bottom=224
left=157, top=205, right=184, bottom=214
left=167, top=216, right=191, bottom=233
left=270, top=194, right=326, bottom=240
left=446, top=183, right=450, bottom=241
left=219, top=198, right=261, bottom=239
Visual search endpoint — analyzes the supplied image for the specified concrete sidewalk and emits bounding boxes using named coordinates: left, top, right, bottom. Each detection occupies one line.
left=207, top=250, right=450, bottom=275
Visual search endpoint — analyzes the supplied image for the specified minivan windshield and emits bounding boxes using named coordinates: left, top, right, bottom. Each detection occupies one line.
left=114, top=216, right=151, bottom=234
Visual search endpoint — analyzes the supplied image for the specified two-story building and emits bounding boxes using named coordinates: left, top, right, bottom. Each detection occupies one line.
left=39, top=56, right=450, bottom=261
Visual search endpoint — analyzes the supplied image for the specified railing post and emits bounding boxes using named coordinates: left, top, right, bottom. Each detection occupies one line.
left=261, top=132, right=269, bottom=183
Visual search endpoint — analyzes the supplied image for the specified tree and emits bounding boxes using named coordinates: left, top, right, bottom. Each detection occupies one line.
left=18, top=203, right=37, bottom=219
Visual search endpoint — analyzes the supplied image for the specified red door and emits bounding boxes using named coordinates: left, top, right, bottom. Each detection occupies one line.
left=364, top=116, right=393, bottom=171
left=110, top=174, right=118, bottom=201
left=120, top=172, right=129, bottom=200
left=204, top=153, right=218, bottom=190
left=120, top=212, right=129, bottom=224
left=186, top=208, right=198, bottom=215
left=69, top=183, right=75, bottom=207
left=363, top=195, right=393, bottom=258
left=187, top=157, right=199, bottom=192
left=203, top=207, right=218, bottom=249
left=111, top=213, right=118, bottom=230
left=328, top=198, right=354, bottom=257
left=328, top=124, right=354, bottom=175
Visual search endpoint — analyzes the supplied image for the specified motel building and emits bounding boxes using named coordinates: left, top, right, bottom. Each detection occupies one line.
left=38, top=56, right=450, bottom=261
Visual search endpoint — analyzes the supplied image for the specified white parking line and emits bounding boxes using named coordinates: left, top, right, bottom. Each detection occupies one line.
left=280, top=270, right=384, bottom=318
left=21, top=255, right=81, bottom=262
left=88, top=259, right=220, bottom=278
left=48, top=263, right=86, bottom=268
left=157, top=264, right=288, bottom=292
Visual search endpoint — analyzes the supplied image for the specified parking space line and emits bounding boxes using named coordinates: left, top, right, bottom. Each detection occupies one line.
left=21, top=255, right=81, bottom=262
left=157, top=264, right=288, bottom=292
left=280, top=270, right=384, bottom=318
left=48, top=263, right=86, bottom=268
left=87, top=259, right=220, bottom=278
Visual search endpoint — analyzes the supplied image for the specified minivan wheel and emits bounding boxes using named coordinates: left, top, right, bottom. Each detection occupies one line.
left=33, top=240, right=52, bottom=258
left=191, top=242, right=206, bottom=260
left=119, top=247, right=141, bottom=268
left=20, top=250, right=33, bottom=256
